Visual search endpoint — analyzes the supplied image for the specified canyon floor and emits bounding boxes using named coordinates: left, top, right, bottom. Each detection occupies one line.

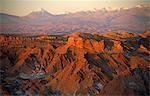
left=0, top=32, right=149, bottom=96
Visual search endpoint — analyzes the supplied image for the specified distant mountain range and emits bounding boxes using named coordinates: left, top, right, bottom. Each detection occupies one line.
left=0, top=6, right=150, bottom=35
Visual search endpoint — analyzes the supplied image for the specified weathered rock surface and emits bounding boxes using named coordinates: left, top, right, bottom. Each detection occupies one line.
left=0, top=32, right=149, bottom=96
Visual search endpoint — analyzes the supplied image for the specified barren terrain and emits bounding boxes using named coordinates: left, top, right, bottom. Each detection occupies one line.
left=0, top=32, right=149, bottom=96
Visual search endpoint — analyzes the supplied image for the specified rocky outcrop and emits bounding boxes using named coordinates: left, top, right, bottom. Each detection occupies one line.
left=68, top=37, right=104, bottom=53
left=67, top=32, right=125, bottom=53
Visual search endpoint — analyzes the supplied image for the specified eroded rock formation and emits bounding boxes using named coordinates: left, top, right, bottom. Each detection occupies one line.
left=0, top=32, right=149, bottom=96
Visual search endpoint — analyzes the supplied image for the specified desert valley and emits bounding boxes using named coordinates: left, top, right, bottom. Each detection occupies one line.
left=0, top=1, right=150, bottom=96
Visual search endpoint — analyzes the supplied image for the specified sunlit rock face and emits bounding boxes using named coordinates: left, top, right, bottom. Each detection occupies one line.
left=67, top=32, right=104, bottom=52
left=0, top=32, right=149, bottom=95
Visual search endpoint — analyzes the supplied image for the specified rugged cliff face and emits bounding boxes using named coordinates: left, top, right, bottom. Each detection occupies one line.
left=67, top=32, right=104, bottom=52
left=0, top=32, right=149, bottom=96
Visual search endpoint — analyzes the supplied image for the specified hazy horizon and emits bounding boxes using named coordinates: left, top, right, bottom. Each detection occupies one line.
left=0, top=0, right=149, bottom=16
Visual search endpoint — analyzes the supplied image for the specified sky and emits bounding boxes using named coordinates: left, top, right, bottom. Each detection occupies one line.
left=0, top=0, right=149, bottom=16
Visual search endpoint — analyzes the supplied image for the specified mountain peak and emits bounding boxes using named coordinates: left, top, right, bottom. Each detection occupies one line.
left=36, top=8, right=48, bottom=13
left=25, top=8, right=53, bottom=19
